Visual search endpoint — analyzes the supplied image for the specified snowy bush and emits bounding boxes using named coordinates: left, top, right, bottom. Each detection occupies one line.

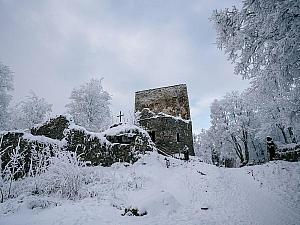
left=25, top=196, right=58, bottom=210
left=1, top=147, right=87, bottom=201
left=39, top=151, right=86, bottom=199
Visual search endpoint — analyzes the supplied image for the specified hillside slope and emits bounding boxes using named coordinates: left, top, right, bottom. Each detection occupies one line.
left=1, top=152, right=299, bottom=225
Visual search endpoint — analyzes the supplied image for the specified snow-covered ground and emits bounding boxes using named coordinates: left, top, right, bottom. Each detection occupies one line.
left=1, top=152, right=299, bottom=225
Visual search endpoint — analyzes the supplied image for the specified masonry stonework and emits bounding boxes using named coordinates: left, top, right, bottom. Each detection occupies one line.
left=135, top=84, right=195, bottom=156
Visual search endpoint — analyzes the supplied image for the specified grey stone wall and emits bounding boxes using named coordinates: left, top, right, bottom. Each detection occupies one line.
left=138, top=111, right=194, bottom=156
left=135, top=84, right=191, bottom=120
left=275, top=144, right=300, bottom=162
left=135, top=84, right=195, bottom=156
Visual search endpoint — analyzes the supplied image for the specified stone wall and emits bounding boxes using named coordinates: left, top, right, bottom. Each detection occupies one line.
left=275, top=143, right=300, bottom=162
left=135, top=84, right=194, bottom=156
left=137, top=110, right=194, bottom=156
left=135, top=84, right=191, bottom=120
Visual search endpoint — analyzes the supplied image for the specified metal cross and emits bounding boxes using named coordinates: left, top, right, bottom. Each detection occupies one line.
left=117, top=111, right=124, bottom=123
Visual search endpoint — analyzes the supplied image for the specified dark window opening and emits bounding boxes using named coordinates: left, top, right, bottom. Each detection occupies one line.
left=149, top=131, right=156, bottom=143
left=176, top=133, right=180, bottom=142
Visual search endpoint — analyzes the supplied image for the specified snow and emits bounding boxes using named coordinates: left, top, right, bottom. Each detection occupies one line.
left=67, top=122, right=110, bottom=146
left=23, top=132, right=64, bottom=146
left=136, top=109, right=191, bottom=124
left=103, top=123, right=150, bottom=137
left=0, top=130, right=64, bottom=147
left=0, top=152, right=299, bottom=225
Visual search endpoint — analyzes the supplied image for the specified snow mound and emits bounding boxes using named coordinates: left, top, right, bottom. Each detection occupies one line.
left=0, top=195, right=59, bottom=216
left=129, top=191, right=181, bottom=216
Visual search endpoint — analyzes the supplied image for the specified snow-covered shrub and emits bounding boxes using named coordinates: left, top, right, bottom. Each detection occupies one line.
left=1, top=149, right=86, bottom=202
left=39, top=151, right=85, bottom=199
left=25, top=195, right=58, bottom=210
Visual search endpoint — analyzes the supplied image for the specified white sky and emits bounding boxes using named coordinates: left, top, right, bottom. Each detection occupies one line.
left=0, top=0, right=249, bottom=133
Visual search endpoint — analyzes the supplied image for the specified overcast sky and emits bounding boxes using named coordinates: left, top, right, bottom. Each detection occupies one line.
left=0, top=0, right=249, bottom=133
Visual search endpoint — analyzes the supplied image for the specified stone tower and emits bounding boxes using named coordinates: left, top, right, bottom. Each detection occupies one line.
left=135, top=84, right=194, bottom=156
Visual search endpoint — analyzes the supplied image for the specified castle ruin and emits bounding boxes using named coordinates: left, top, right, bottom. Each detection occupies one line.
left=135, top=84, right=195, bottom=156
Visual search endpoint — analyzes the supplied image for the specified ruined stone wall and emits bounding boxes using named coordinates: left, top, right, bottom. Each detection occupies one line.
left=135, top=84, right=191, bottom=120
left=138, top=115, right=194, bottom=156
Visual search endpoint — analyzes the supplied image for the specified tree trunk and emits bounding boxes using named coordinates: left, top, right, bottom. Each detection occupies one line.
left=250, top=136, right=259, bottom=157
left=242, top=130, right=249, bottom=164
left=278, top=126, right=288, bottom=144
left=231, top=134, right=244, bottom=163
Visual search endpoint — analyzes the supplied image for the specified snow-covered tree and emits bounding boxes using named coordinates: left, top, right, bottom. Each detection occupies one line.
left=209, top=96, right=245, bottom=165
left=203, top=91, right=267, bottom=166
left=0, top=62, right=13, bottom=130
left=194, top=130, right=213, bottom=164
left=211, top=0, right=300, bottom=83
left=206, top=0, right=300, bottom=166
left=66, top=78, right=112, bottom=132
left=211, top=0, right=300, bottom=144
left=9, top=91, right=52, bottom=130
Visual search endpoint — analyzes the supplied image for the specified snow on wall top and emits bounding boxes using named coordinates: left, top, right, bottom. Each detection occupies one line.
left=103, top=123, right=151, bottom=139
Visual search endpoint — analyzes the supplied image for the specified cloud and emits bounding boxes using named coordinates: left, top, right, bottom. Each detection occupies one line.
left=0, top=0, right=249, bottom=133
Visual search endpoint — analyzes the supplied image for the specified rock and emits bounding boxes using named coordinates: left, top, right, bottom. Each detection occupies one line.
left=31, top=115, right=70, bottom=140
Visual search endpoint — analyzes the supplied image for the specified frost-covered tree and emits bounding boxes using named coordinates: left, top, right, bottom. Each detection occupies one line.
left=9, top=91, right=52, bottom=130
left=0, top=62, right=13, bottom=130
left=209, top=96, right=244, bottom=165
left=208, top=0, right=300, bottom=165
left=194, top=130, right=213, bottom=164
left=204, top=91, right=267, bottom=166
left=211, top=0, right=300, bottom=144
left=66, top=78, right=112, bottom=132
left=211, top=0, right=300, bottom=83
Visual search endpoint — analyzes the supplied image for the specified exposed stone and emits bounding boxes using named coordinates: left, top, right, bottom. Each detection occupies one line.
left=122, top=207, right=147, bottom=216
left=31, top=115, right=70, bottom=140
left=275, top=143, right=300, bottom=162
